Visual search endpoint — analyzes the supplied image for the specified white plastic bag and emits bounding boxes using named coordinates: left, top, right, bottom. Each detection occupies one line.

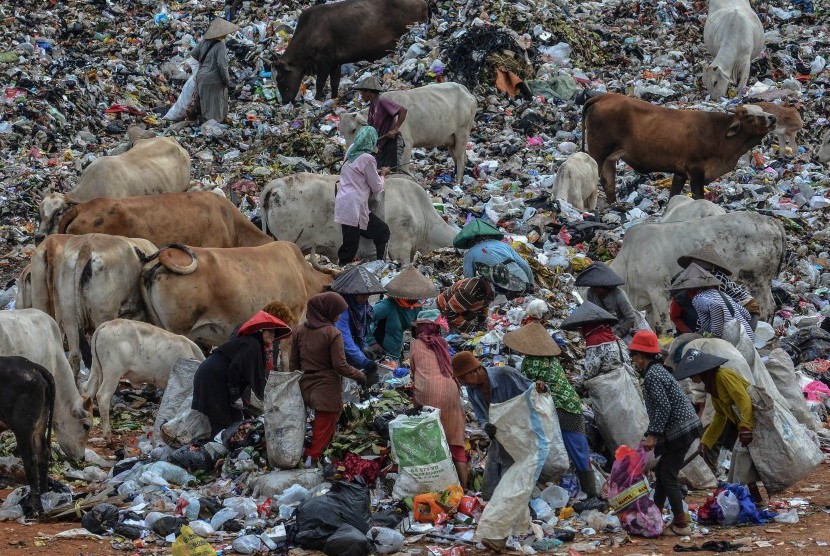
left=540, top=484, right=569, bottom=509
left=584, top=366, right=648, bottom=452
left=155, top=358, right=201, bottom=442
left=366, top=527, right=405, bottom=554
left=163, top=58, right=199, bottom=121
left=716, top=490, right=740, bottom=525
left=160, top=406, right=211, bottom=448
left=264, top=371, right=306, bottom=469
left=475, top=388, right=555, bottom=542
left=388, top=408, right=458, bottom=499
left=747, top=385, right=823, bottom=494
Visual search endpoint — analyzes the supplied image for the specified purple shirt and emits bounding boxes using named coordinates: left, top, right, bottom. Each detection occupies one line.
left=369, top=96, right=403, bottom=147
left=335, top=153, right=385, bottom=229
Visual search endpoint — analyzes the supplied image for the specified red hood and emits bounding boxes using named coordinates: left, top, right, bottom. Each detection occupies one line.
left=239, top=310, right=292, bottom=340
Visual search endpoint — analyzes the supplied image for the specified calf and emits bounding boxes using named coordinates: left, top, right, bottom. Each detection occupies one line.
left=551, top=152, right=599, bottom=211
left=582, top=93, right=776, bottom=201
left=753, top=102, right=803, bottom=155
left=816, top=129, right=830, bottom=163
left=82, top=319, right=205, bottom=441
left=0, top=356, right=56, bottom=516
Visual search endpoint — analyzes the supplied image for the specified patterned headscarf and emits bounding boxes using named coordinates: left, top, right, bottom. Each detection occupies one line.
left=346, top=125, right=378, bottom=162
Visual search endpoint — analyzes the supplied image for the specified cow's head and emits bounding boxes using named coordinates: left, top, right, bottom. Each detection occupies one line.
left=703, top=64, right=730, bottom=99
left=726, top=105, right=776, bottom=139
left=54, top=396, right=92, bottom=462
left=339, top=112, right=367, bottom=147
left=36, top=193, right=71, bottom=243
left=273, top=57, right=304, bottom=104
left=818, top=130, right=830, bottom=164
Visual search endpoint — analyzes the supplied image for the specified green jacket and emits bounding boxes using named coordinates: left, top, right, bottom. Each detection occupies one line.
left=367, top=298, right=419, bottom=360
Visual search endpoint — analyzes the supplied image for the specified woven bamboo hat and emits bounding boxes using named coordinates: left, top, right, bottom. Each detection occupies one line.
left=668, top=263, right=721, bottom=292
left=574, top=262, right=625, bottom=287
left=330, top=264, right=386, bottom=295
left=677, top=245, right=732, bottom=276
left=354, top=76, right=384, bottom=92
left=560, top=301, right=618, bottom=331
left=385, top=266, right=439, bottom=299
left=503, top=322, right=561, bottom=356
left=673, top=349, right=729, bottom=381
left=204, top=18, right=239, bottom=40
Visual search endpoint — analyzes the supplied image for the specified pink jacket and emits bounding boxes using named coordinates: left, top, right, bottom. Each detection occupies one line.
left=334, top=153, right=385, bottom=229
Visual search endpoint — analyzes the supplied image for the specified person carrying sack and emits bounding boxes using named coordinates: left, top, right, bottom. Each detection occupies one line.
left=673, top=349, right=764, bottom=505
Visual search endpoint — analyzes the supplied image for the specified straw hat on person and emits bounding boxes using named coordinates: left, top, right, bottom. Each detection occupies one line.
left=385, top=266, right=439, bottom=299
left=452, top=351, right=483, bottom=379
left=204, top=18, right=239, bottom=41
left=673, top=349, right=729, bottom=381
left=329, top=264, right=387, bottom=295
left=503, top=322, right=561, bottom=357
left=354, top=76, right=384, bottom=92
left=668, top=263, right=721, bottom=292
left=677, top=245, right=732, bottom=276
left=574, top=262, right=625, bottom=288
left=560, top=301, right=618, bottom=331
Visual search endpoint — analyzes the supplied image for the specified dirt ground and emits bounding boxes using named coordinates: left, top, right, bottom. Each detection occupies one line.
left=0, top=442, right=828, bottom=556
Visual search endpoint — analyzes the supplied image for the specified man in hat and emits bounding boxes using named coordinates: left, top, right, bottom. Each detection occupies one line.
left=678, top=246, right=760, bottom=329
left=367, top=266, right=438, bottom=361
left=669, top=263, right=754, bottom=341
left=628, top=331, right=701, bottom=535
left=455, top=218, right=534, bottom=290
left=674, top=349, right=763, bottom=505
left=190, top=18, right=239, bottom=123
left=354, top=76, right=408, bottom=169
left=576, top=262, right=645, bottom=341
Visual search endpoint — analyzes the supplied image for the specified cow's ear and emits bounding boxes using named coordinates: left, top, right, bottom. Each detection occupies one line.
left=726, top=119, right=741, bottom=138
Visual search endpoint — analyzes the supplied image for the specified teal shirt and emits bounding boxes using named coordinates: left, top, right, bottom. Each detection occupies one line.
left=367, top=298, right=419, bottom=360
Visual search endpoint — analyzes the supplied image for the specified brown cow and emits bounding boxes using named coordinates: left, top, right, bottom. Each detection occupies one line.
left=274, top=0, right=430, bottom=101
left=51, top=192, right=271, bottom=248
left=139, top=242, right=335, bottom=352
left=581, top=93, right=777, bottom=201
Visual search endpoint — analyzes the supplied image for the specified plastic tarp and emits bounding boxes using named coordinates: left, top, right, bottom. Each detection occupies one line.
left=584, top=366, right=648, bottom=452
left=747, top=385, right=823, bottom=495
left=475, top=388, right=555, bottom=542
left=264, top=371, right=306, bottom=469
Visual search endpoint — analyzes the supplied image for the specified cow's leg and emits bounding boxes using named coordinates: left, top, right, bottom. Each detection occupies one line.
left=599, top=158, right=617, bottom=203
left=669, top=174, right=687, bottom=197
left=736, top=60, right=751, bottom=96
left=586, top=188, right=598, bottom=212
left=314, top=68, right=328, bottom=100
left=689, top=173, right=706, bottom=199
left=328, top=65, right=341, bottom=99
left=96, top=371, right=120, bottom=441
left=15, top=430, right=44, bottom=515
left=450, top=132, right=469, bottom=185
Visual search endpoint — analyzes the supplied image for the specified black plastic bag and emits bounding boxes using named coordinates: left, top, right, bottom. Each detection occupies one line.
left=372, top=506, right=405, bottom=528
left=221, top=419, right=265, bottom=452
left=152, top=516, right=188, bottom=537
left=82, top=503, right=120, bottom=534
left=112, top=457, right=150, bottom=477
left=780, top=327, right=830, bottom=365
left=295, top=480, right=372, bottom=549
left=169, top=441, right=225, bottom=471
left=113, top=523, right=146, bottom=540
left=324, top=524, right=371, bottom=556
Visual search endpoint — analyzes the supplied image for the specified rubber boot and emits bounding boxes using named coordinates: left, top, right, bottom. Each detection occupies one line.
left=576, top=469, right=598, bottom=498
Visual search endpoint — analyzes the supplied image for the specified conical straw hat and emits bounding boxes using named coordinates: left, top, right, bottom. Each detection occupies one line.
left=668, top=263, right=721, bottom=292
left=677, top=245, right=732, bottom=276
left=503, top=322, right=561, bottom=356
left=385, top=266, right=439, bottom=299
left=204, top=18, right=239, bottom=40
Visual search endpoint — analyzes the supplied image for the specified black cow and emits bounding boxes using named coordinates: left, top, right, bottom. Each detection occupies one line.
left=0, top=356, right=56, bottom=516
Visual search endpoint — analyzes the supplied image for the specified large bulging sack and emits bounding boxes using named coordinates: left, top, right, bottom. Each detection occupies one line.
left=584, top=366, right=648, bottom=452
left=475, top=388, right=555, bottom=542
left=538, top=407, right=569, bottom=484
left=388, top=408, right=459, bottom=499
left=160, top=404, right=211, bottom=448
left=764, top=348, right=817, bottom=431
left=677, top=439, right=717, bottom=490
left=264, top=371, right=306, bottom=469
left=747, top=386, right=823, bottom=495
left=155, top=358, right=201, bottom=442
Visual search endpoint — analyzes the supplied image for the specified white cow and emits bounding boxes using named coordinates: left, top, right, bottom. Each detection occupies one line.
left=32, top=234, right=158, bottom=376
left=259, top=173, right=457, bottom=263
left=36, top=137, right=191, bottom=239
left=609, top=212, right=785, bottom=334
left=339, top=82, right=477, bottom=184
left=661, top=195, right=726, bottom=223
left=81, top=319, right=205, bottom=441
left=703, top=0, right=764, bottom=98
left=0, top=310, right=91, bottom=461
left=551, top=152, right=599, bottom=211
left=818, top=130, right=830, bottom=163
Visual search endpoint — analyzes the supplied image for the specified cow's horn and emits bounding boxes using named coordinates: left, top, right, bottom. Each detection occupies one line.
left=157, top=243, right=198, bottom=275
left=308, top=247, right=342, bottom=277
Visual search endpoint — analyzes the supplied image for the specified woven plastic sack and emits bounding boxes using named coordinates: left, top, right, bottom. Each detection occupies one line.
left=264, top=371, right=306, bottom=469
left=388, top=408, right=458, bottom=499
left=584, top=366, right=648, bottom=452
left=475, top=388, right=556, bottom=542
left=163, top=59, right=199, bottom=121
left=154, top=358, right=201, bottom=442
left=747, top=385, right=823, bottom=494
left=765, top=348, right=817, bottom=430
left=538, top=406, right=569, bottom=484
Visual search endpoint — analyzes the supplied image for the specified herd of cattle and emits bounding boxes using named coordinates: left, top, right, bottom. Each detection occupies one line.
left=3, top=0, right=830, bottom=516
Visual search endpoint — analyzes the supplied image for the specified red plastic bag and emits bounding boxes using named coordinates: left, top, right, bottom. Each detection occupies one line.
left=605, top=445, right=664, bottom=537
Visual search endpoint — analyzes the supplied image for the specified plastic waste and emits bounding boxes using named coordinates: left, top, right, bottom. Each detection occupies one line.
left=171, top=525, right=216, bottom=556
left=367, top=526, right=405, bottom=554
left=541, top=484, right=570, bottom=509
left=774, top=508, right=799, bottom=523
left=208, top=507, right=237, bottom=530
left=231, top=534, right=263, bottom=554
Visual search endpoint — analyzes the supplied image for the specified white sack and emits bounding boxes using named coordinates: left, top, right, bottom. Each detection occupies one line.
left=584, top=366, right=648, bottom=452
left=765, top=348, right=817, bottom=431
left=264, top=371, right=306, bottom=469
left=154, top=357, right=201, bottom=442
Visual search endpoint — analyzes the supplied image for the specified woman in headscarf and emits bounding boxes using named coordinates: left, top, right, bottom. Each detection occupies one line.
left=190, top=18, right=238, bottom=122
left=335, top=125, right=391, bottom=265
left=503, top=322, right=600, bottom=502
left=410, top=309, right=468, bottom=486
left=291, top=292, right=368, bottom=464
left=192, top=311, right=291, bottom=436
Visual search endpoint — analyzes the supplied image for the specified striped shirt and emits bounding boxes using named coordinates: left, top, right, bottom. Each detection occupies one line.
left=711, top=269, right=752, bottom=305
left=692, top=289, right=754, bottom=341
left=437, top=277, right=492, bottom=333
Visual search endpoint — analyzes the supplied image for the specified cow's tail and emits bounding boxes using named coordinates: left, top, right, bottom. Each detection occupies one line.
left=73, top=241, right=94, bottom=371
left=257, top=181, right=280, bottom=239
left=81, top=326, right=103, bottom=401
left=581, top=94, right=602, bottom=152
left=35, top=364, right=56, bottom=473
left=56, top=203, right=81, bottom=234
left=156, top=244, right=199, bottom=275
